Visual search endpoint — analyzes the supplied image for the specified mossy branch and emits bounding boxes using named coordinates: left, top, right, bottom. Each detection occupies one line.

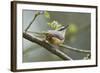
left=23, top=32, right=72, bottom=60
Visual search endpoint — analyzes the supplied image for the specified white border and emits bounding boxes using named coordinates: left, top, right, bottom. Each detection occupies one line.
left=17, top=3, right=96, bottom=69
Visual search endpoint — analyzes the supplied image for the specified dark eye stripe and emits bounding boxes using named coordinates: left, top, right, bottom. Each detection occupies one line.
left=58, top=25, right=69, bottom=31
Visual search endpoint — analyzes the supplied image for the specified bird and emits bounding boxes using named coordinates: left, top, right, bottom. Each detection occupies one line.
left=27, top=25, right=69, bottom=45
left=44, top=25, right=69, bottom=45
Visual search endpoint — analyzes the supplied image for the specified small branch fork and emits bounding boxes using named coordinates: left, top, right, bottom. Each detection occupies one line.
left=25, top=12, right=41, bottom=32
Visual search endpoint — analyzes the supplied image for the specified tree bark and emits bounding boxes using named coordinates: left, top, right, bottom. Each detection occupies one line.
left=23, top=32, right=72, bottom=60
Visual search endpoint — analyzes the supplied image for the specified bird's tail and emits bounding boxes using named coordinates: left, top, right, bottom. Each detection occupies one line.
left=57, top=25, right=69, bottom=31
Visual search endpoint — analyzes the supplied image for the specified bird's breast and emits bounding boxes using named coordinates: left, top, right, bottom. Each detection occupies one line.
left=48, top=37, right=64, bottom=45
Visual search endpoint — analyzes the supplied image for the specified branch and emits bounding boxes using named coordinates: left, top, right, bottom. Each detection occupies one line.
left=23, top=32, right=72, bottom=60
left=25, top=12, right=41, bottom=32
left=59, top=44, right=90, bottom=53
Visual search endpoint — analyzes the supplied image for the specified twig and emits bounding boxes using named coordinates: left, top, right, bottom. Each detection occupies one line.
left=23, top=32, right=72, bottom=60
left=25, top=12, right=41, bottom=32
left=59, top=44, right=90, bottom=53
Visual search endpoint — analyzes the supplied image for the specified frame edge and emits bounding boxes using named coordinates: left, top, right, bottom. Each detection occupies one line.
left=11, top=1, right=17, bottom=72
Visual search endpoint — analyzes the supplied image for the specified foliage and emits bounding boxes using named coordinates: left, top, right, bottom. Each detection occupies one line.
left=47, top=20, right=62, bottom=30
left=44, top=11, right=50, bottom=19
left=44, top=11, right=63, bottom=30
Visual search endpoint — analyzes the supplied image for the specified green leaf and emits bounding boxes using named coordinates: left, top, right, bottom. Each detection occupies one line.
left=56, top=24, right=62, bottom=29
left=47, top=20, right=62, bottom=30
left=44, top=11, right=50, bottom=19
left=47, top=22, right=51, bottom=26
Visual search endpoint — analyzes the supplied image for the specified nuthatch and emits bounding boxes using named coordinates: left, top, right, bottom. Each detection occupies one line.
left=45, top=25, right=69, bottom=45
left=28, top=25, right=69, bottom=45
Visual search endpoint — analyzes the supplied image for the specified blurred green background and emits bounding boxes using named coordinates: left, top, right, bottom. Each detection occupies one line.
left=22, top=10, right=91, bottom=62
